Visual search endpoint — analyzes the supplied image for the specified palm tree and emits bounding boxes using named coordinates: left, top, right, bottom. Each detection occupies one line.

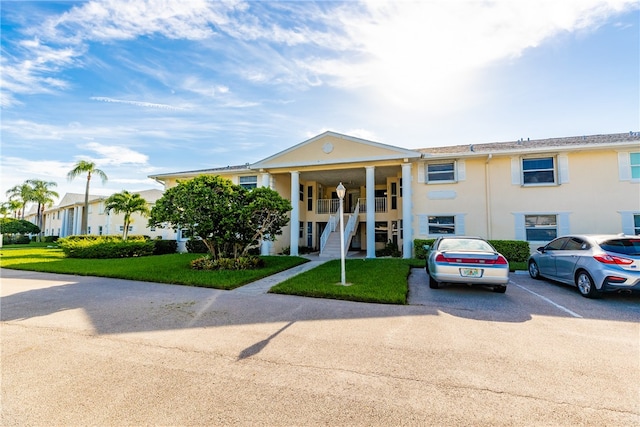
left=67, top=160, right=108, bottom=234
left=26, top=179, right=59, bottom=241
left=5, top=182, right=34, bottom=220
left=0, top=200, right=22, bottom=218
left=104, top=190, right=150, bottom=240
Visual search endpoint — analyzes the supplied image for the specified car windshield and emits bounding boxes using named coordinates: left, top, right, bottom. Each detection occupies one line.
left=599, top=238, right=640, bottom=256
left=439, top=239, right=494, bottom=252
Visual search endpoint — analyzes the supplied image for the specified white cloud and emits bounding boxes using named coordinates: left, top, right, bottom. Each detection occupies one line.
left=90, top=96, right=189, bottom=110
left=312, top=0, right=639, bottom=112
left=82, top=142, right=149, bottom=165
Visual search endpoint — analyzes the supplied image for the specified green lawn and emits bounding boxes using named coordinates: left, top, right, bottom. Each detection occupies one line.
left=0, top=245, right=308, bottom=290
left=1, top=245, right=524, bottom=304
left=270, top=258, right=423, bottom=304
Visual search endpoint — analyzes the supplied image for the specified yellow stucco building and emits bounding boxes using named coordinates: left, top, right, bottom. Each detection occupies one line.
left=150, top=131, right=640, bottom=258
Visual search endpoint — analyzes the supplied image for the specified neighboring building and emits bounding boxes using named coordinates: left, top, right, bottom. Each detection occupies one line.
left=149, top=131, right=640, bottom=258
left=31, top=189, right=176, bottom=240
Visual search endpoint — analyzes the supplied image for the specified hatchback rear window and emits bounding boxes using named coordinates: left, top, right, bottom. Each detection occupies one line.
left=599, top=239, right=640, bottom=255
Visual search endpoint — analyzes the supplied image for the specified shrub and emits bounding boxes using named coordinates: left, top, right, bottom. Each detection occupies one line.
left=413, top=239, right=436, bottom=259
left=58, top=236, right=154, bottom=258
left=44, top=236, right=59, bottom=243
left=376, top=240, right=401, bottom=257
left=413, top=238, right=530, bottom=262
left=190, top=255, right=265, bottom=271
left=153, top=239, right=177, bottom=255
left=14, top=235, right=31, bottom=245
left=186, top=239, right=208, bottom=254
left=489, top=240, right=531, bottom=262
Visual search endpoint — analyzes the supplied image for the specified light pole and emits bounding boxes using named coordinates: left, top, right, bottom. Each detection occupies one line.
left=336, top=182, right=346, bottom=285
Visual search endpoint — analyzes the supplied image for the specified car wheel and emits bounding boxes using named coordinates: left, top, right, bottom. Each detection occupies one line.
left=428, top=274, right=440, bottom=289
left=576, top=270, right=602, bottom=299
left=528, top=260, right=541, bottom=279
left=493, top=285, right=507, bottom=293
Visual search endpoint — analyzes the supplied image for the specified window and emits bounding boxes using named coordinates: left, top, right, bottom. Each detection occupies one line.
left=119, top=226, right=134, bottom=232
left=525, top=214, right=557, bottom=241
left=99, top=226, right=103, bottom=236
left=307, top=222, right=313, bottom=247
left=635, top=214, right=640, bottom=235
left=428, top=216, right=455, bottom=235
left=307, top=186, right=313, bottom=211
left=631, top=153, right=640, bottom=180
left=375, top=221, right=388, bottom=243
left=239, top=175, right=257, bottom=190
left=299, top=184, right=304, bottom=202
left=390, top=182, right=397, bottom=210
left=87, top=226, right=91, bottom=234
left=427, top=162, right=455, bottom=183
left=522, top=157, right=555, bottom=185
left=299, top=221, right=304, bottom=239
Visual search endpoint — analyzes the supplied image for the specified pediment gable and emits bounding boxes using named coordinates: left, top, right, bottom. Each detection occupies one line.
left=252, top=131, right=421, bottom=169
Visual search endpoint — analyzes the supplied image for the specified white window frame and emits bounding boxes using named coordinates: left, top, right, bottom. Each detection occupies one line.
left=418, top=214, right=466, bottom=236
left=521, top=156, right=556, bottom=186
left=630, top=152, right=640, bottom=181
left=514, top=212, right=570, bottom=242
left=426, top=161, right=456, bottom=183
left=239, top=175, right=258, bottom=190
left=524, top=214, right=557, bottom=241
left=119, top=225, right=134, bottom=232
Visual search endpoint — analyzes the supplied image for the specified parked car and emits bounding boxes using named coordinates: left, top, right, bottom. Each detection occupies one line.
left=528, top=234, right=640, bottom=298
left=425, top=236, right=509, bottom=293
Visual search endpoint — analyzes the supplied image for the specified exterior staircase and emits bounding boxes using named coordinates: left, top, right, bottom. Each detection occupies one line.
left=319, top=209, right=359, bottom=258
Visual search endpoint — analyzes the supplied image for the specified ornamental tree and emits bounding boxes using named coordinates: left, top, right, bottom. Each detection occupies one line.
left=149, top=175, right=291, bottom=259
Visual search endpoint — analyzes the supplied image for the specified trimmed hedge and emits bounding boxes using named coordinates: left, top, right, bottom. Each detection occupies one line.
left=413, top=238, right=530, bottom=262
left=190, top=255, right=265, bottom=271
left=153, top=239, right=177, bottom=255
left=58, top=235, right=154, bottom=258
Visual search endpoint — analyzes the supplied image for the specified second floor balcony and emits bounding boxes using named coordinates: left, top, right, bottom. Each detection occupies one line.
left=316, top=197, right=387, bottom=214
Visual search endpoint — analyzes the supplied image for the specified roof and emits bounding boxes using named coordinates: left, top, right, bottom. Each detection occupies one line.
left=419, top=132, right=640, bottom=157
left=150, top=131, right=640, bottom=181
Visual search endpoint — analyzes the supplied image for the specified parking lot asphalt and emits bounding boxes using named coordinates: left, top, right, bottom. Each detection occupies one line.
left=1, top=267, right=639, bottom=426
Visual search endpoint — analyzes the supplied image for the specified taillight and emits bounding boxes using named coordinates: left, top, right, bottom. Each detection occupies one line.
left=593, top=254, right=634, bottom=265
left=435, top=254, right=447, bottom=263
left=495, top=255, right=508, bottom=265
left=435, top=253, right=508, bottom=265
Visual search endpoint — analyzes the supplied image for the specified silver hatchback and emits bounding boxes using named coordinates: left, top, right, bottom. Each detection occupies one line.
left=528, top=234, right=640, bottom=298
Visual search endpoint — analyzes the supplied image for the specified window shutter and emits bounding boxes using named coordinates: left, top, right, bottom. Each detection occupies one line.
left=513, top=213, right=525, bottom=240
left=620, top=212, right=635, bottom=235
left=558, top=155, right=569, bottom=184
left=558, top=213, right=570, bottom=236
left=455, top=214, right=466, bottom=235
left=418, top=215, right=428, bottom=235
left=618, top=152, right=631, bottom=181
left=417, top=163, right=425, bottom=183
left=511, top=157, right=521, bottom=185
left=457, top=160, right=466, bottom=181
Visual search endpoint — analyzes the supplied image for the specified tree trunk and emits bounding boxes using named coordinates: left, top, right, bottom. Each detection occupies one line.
left=82, top=173, right=91, bottom=234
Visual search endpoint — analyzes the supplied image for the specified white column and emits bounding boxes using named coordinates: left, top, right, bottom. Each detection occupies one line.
left=261, top=172, right=272, bottom=255
left=402, top=163, right=413, bottom=259
left=366, top=166, right=376, bottom=258
left=261, top=173, right=271, bottom=189
left=289, top=171, right=299, bottom=256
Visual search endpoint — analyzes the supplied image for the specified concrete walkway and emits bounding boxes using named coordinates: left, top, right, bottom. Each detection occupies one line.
left=231, top=252, right=365, bottom=295
left=231, top=258, right=327, bottom=295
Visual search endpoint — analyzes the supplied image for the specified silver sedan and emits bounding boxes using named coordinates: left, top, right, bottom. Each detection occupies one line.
left=425, top=236, right=510, bottom=293
left=528, top=234, right=640, bottom=298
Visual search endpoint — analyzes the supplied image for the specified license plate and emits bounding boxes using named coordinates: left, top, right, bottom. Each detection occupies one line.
left=460, top=268, right=481, bottom=278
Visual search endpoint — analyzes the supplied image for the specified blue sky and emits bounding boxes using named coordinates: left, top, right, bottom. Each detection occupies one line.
left=2, top=0, right=639, bottom=203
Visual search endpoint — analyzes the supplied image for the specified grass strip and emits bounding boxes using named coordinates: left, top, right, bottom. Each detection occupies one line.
left=270, top=258, right=415, bottom=304
left=0, top=246, right=308, bottom=290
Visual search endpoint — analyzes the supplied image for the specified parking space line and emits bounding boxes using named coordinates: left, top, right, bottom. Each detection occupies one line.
left=512, top=282, right=583, bottom=318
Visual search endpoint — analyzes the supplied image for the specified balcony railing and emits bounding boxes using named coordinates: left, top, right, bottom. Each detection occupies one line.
left=317, top=197, right=387, bottom=214
left=317, top=199, right=340, bottom=214
left=358, top=197, right=387, bottom=213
